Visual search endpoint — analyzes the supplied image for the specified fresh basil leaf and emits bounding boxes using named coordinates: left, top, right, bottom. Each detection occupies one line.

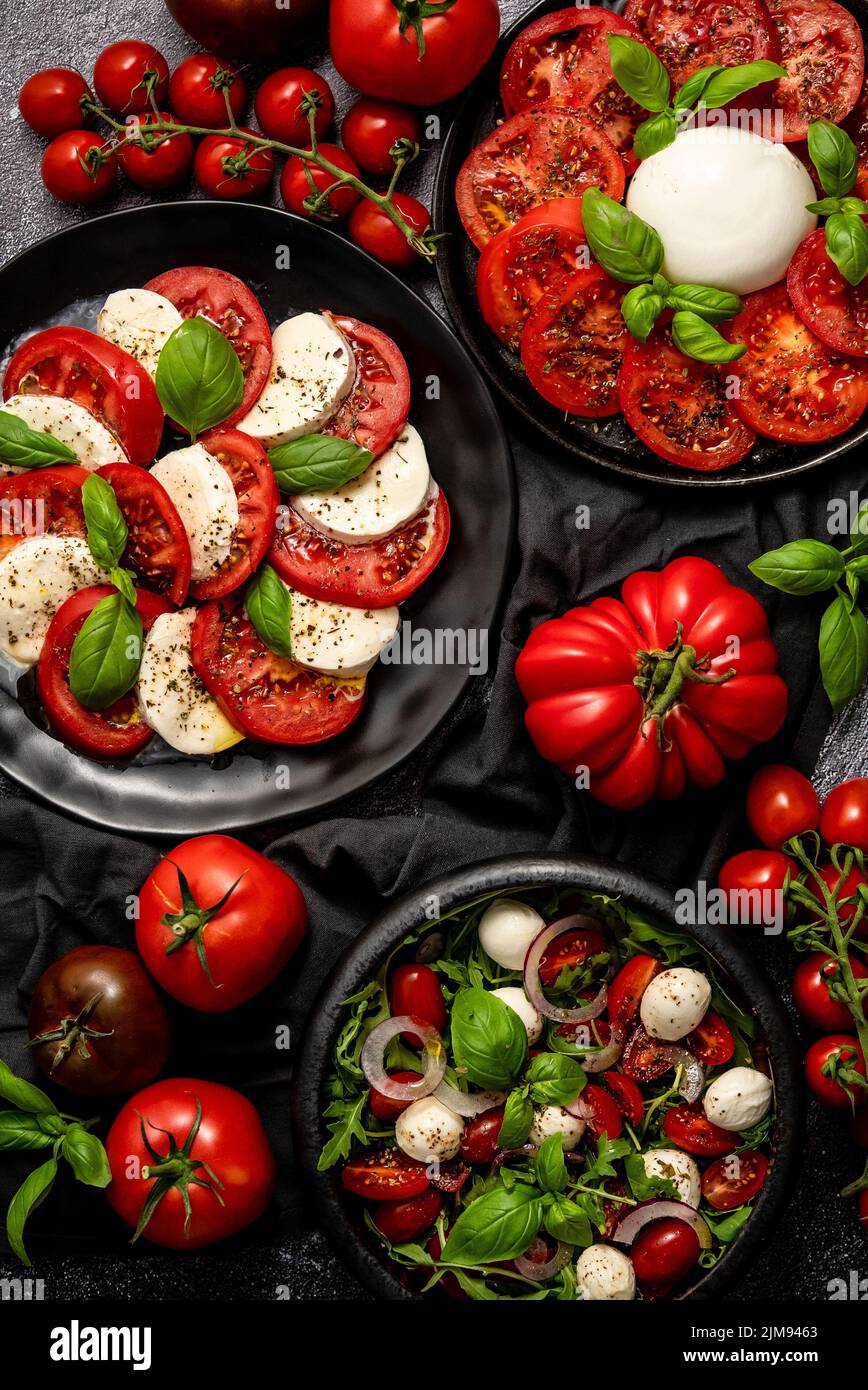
left=806, top=197, right=844, bottom=216
left=498, top=1089, right=533, bottom=1149
left=808, top=120, right=859, bottom=199
left=544, top=1194, right=594, bottom=1247
left=666, top=284, right=742, bottom=324
left=6, top=1157, right=56, bottom=1266
left=581, top=188, right=664, bottom=285
left=848, top=555, right=868, bottom=581
left=633, top=109, right=678, bottom=161
left=841, top=196, right=868, bottom=216
left=851, top=500, right=868, bottom=550
left=820, top=593, right=868, bottom=713
left=451, top=988, right=528, bottom=1091
left=620, top=284, right=664, bottom=341
left=61, top=1124, right=111, bottom=1187
left=535, top=1134, right=568, bottom=1194
left=0, top=411, right=78, bottom=471
left=155, top=317, right=244, bottom=440
left=0, top=1111, right=55, bottom=1151
left=246, top=564, right=293, bottom=659
left=0, top=1060, right=57, bottom=1115
left=674, top=64, right=725, bottom=111
left=606, top=34, right=671, bottom=112
left=268, top=434, right=374, bottom=495
left=440, top=1183, right=543, bottom=1267
left=81, top=473, right=128, bottom=570
left=749, top=539, right=845, bottom=594
left=700, top=60, right=786, bottom=109
left=526, top=1052, right=586, bottom=1106
left=671, top=311, right=746, bottom=363
left=110, top=566, right=137, bottom=604
left=825, top=211, right=868, bottom=286
left=68, top=592, right=144, bottom=711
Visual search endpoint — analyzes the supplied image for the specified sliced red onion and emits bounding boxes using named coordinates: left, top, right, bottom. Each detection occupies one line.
left=433, top=1080, right=505, bottom=1117
left=614, top=1200, right=712, bottom=1251
left=562, top=1026, right=625, bottom=1073
left=671, top=1048, right=704, bottom=1103
left=360, top=1015, right=446, bottom=1101
left=514, top=1239, right=572, bottom=1280
left=565, top=1096, right=595, bottom=1123
left=523, top=916, right=609, bottom=1023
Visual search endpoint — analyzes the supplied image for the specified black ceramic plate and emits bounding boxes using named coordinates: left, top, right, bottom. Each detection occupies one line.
left=0, top=202, right=513, bottom=836
left=434, top=0, right=868, bottom=488
left=293, top=853, right=803, bottom=1302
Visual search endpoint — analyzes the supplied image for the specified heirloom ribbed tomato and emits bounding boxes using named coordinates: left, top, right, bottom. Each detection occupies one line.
left=515, top=557, right=788, bottom=811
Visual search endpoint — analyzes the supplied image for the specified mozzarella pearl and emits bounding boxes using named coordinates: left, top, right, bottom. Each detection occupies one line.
left=703, top=1067, right=773, bottom=1132
left=478, top=898, right=545, bottom=970
left=394, top=1097, right=464, bottom=1163
left=491, top=986, right=542, bottom=1043
left=640, top=968, right=711, bottom=1042
left=642, top=1148, right=701, bottom=1208
left=576, top=1244, right=636, bottom=1301
left=529, top=1104, right=585, bottom=1151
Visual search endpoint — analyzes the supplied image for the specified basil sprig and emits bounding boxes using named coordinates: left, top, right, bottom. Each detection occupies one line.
left=0, top=411, right=78, bottom=471
left=81, top=473, right=128, bottom=570
left=671, top=311, right=746, bottom=363
left=450, top=987, right=528, bottom=1091
left=68, top=591, right=144, bottom=711
left=805, top=121, right=868, bottom=286
left=268, top=434, right=373, bottom=495
left=155, top=317, right=244, bottom=441
left=246, top=564, right=293, bottom=659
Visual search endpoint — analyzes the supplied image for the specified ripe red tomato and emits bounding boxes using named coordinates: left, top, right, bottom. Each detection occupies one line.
left=389, top=963, right=447, bottom=1046
left=607, top=955, right=660, bottom=1030
left=168, top=53, right=247, bottom=129
left=746, top=765, right=820, bottom=849
left=788, top=230, right=868, bottom=359
left=522, top=265, right=628, bottom=418
left=808, top=862, right=868, bottom=933
left=539, top=927, right=606, bottom=987
left=136, top=836, right=307, bottom=1012
left=621, top=1025, right=678, bottom=1084
left=821, top=779, right=868, bottom=852
left=194, top=129, right=274, bottom=199
left=793, top=954, right=868, bottom=1031
left=579, top=1083, right=623, bottom=1140
left=767, top=0, right=864, bottom=141
left=280, top=144, right=360, bottom=220
left=96, top=462, right=192, bottom=606
left=341, top=98, right=422, bottom=177
left=41, top=130, right=116, bottom=203
left=460, top=1107, right=505, bottom=1164
left=341, top=1148, right=430, bottom=1200
left=254, top=67, right=334, bottom=145
left=106, top=1078, right=275, bottom=1249
left=718, top=849, right=799, bottom=910
left=631, top=1217, right=701, bottom=1299
left=348, top=193, right=431, bottom=269
left=373, top=1187, right=443, bottom=1243
left=93, top=40, right=169, bottom=115
left=19, top=68, right=91, bottom=138
left=116, top=112, right=193, bottom=190
left=602, top=1071, right=644, bottom=1127
left=662, top=1103, right=735, bottom=1155
left=686, top=1010, right=735, bottom=1067
left=475, top=200, right=588, bottom=351
left=701, top=1150, right=769, bottom=1211
left=805, top=1034, right=867, bottom=1108
left=330, top=0, right=500, bottom=105
left=369, top=1071, right=423, bottom=1122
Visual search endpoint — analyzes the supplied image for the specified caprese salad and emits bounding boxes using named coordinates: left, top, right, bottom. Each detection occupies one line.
left=456, top=0, right=868, bottom=473
left=0, top=266, right=449, bottom=760
left=320, top=887, right=775, bottom=1300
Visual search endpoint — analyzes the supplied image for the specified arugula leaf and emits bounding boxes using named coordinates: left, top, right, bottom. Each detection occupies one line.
left=704, top=1203, right=753, bottom=1243
left=585, top=1134, right=634, bottom=1183
left=318, top=1092, right=370, bottom=1171
left=624, top=1150, right=681, bottom=1202
left=0, top=411, right=77, bottom=471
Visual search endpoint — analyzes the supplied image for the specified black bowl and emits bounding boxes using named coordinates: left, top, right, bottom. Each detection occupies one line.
left=292, top=852, right=803, bottom=1300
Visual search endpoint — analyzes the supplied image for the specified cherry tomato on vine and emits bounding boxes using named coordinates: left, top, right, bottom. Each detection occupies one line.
left=348, top=193, right=431, bottom=269
left=389, top=963, right=447, bottom=1045
left=792, top=953, right=868, bottom=1032
left=194, top=128, right=274, bottom=199
left=341, top=97, right=422, bottom=177
left=19, top=68, right=91, bottom=138
left=168, top=53, right=247, bottom=129
left=821, top=779, right=868, bottom=853
left=808, top=862, right=868, bottom=934
left=93, top=40, right=169, bottom=115
left=116, top=112, right=193, bottom=190
left=41, top=130, right=116, bottom=203
left=804, top=1034, right=867, bottom=1108
left=460, top=1107, right=505, bottom=1164
left=631, top=1218, right=701, bottom=1298
left=718, top=849, right=799, bottom=906
left=254, top=67, right=334, bottom=145
left=746, top=765, right=820, bottom=849
left=280, top=143, right=360, bottom=220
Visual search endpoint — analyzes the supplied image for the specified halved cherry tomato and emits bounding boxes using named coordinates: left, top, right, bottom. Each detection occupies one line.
left=792, top=954, right=868, bottom=1032
left=390, top=964, right=447, bottom=1048
left=322, top=314, right=410, bottom=459
left=460, top=1107, right=505, bottom=1165
left=341, top=1148, right=430, bottom=1200
left=476, top=202, right=588, bottom=350
left=608, top=955, right=661, bottom=1030
left=97, top=462, right=191, bottom=605
left=430, top=1158, right=469, bottom=1194
left=788, top=230, right=868, bottom=360
left=767, top=0, right=864, bottom=142
left=601, top=1071, right=644, bottom=1127
left=455, top=106, right=625, bottom=250
left=662, top=1102, right=735, bottom=1155
left=624, top=0, right=780, bottom=90
left=746, top=764, right=820, bottom=849
left=0, top=465, right=87, bottom=562
left=821, top=779, right=868, bottom=852
left=579, top=1082, right=623, bottom=1140
left=373, top=1187, right=443, bottom=1242
left=621, top=1024, right=677, bottom=1084
left=718, top=849, right=799, bottom=905
left=631, top=1216, right=701, bottom=1298
left=539, top=927, right=606, bottom=988
left=804, top=1034, right=867, bottom=1108
left=190, top=428, right=277, bottom=601
left=686, top=1010, right=734, bottom=1067
left=369, top=1071, right=423, bottom=1122
left=701, top=1149, right=769, bottom=1211
left=522, top=265, right=627, bottom=417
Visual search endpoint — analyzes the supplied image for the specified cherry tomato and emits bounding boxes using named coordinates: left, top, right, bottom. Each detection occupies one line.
left=746, top=765, right=820, bottom=849
left=168, top=53, right=247, bottom=129
left=631, top=1217, right=701, bottom=1298
left=93, top=40, right=169, bottom=115
left=539, top=928, right=606, bottom=987
left=607, top=955, right=661, bottom=1030
left=662, top=1102, right=735, bottom=1156
left=369, top=1071, right=423, bottom=1122
left=686, top=1011, right=735, bottom=1067
left=341, top=98, right=422, bottom=177
left=718, top=849, right=799, bottom=918
left=136, top=836, right=307, bottom=1012
left=348, top=193, right=431, bottom=269
left=792, top=953, right=868, bottom=1031
left=254, top=67, right=334, bottom=145
left=373, top=1187, right=443, bottom=1243
left=41, top=130, right=116, bottom=203
left=821, top=779, right=868, bottom=852
left=805, top=1034, right=867, bottom=1108
left=194, top=128, right=274, bottom=200
left=701, top=1150, right=769, bottom=1211
left=580, top=1083, right=623, bottom=1140
left=621, top=1025, right=678, bottom=1084
left=390, top=964, right=447, bottom=1047
left=602, top=1071, right=644, bottom=1127
left=460, top=1107, right=505, bottom=1164
left=808, top=862, right=868, bottom=934
left=19, top=68, right=91, bottom=138
left=116, top=112, right=193, bottom=190
left=280, top=143, right=360, bottom=220
left=341, top=1148, right=430, bottom=1201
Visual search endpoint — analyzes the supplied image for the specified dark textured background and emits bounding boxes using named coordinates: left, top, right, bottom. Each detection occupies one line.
left=0, top=0, right=866, bottom=1302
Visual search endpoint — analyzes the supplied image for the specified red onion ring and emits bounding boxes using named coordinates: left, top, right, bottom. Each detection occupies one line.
left=433, top=1080, right=505, bottom=1117
left=561, top=1025, right=624, bottom=1073
left=671, top=1048, right=704, bottom=1103
left=614, top=1200, right=712, bottom=1250
left=523, top=916, right=609, bottom=1023
left=514, top=1239, right=572, bottom=1280
left=564, top=1096, right=594, bottom=1123
left=360, top=1015, right=446, bottom=1101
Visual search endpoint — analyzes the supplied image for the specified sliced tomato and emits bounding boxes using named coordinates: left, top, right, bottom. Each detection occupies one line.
left=455, top=105, right=625, bottom=250
left=624, top=0, right=781, bottom=90
left=686, top=1010, right=735, bottom=1067
left=3, top=327, right=163, bottom=467
left=341, top=1148, right=430, bottom=1201
left=539, top=927, right=607, bottom=987
left=602, top=1071, right=645, bottom=1127
left=662, top=1102, right=735, bottom=1156
left=619, top=325, right=757, bottom=470
left=37, top=584, right=171, bottom=760
left=843, top=80, right=868, bottom=201
left=725, top=283, right=868, bottom=444
left=521, top=265, right=627, bottom=417
left=192, top=593, right=366, bottom=746
left=190, top=428, right=278, bottom=601
left=268, top=487, right=449, bottom=609
left=608, top=955, right=661, bottom=1030
left=477, top=205, right=588, bottom=350
left=0, top=465, right=88, bottom=561
left=143, top=266, right=272, bottom=427
left=788, top=229, right=868, bottom=360
left=322, top=314, right=410, bottom=459
left=579, top=1082, right=623, bottom=1141
left=97, top=462, right=191, bottom=605
left=621, top=1024, right=678, bottom=1083
left=701, top=1149, right=769, bottom=1210
left=767, top=0, right=864, bottom=142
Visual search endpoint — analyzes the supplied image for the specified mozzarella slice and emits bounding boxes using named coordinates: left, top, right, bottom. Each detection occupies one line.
left=150, top=444, right=239, bottom=583
left=236, top=313, right=355, bottom=448
left=137, top=608, right=244, bottom=756
left=286, top=586, right=398, bottom=677
left=97, top=288, right=184, bottom=379
left=0, top=395, right=127, bottom=476
left=0, top=536, right=105, bottom=667
left=293, top=425, right=430, bottom=543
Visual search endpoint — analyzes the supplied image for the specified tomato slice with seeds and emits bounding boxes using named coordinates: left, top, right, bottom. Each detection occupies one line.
left=602, top=1071, right=645, bottom=1127
left=662, top=1102, right=735, bottom=1156
left=724, top=283, right=868, bottom=445
left=686, top=1010, right=735, bottom=1067
left=477, top=202, right=588, bottom=350
left=37, top=585, right=172, bottom=760
left=619, top=325, right=757, bottom=471
left=767, top=0, right=864, bottom=142
left=788, top=229, right=868, bottom=360
left=455, top=105, right=625, bottom=250
left=539, top=927, right=607, bottom=987
left=322, top=314, right=410, bottom=459
left=97, top=462, right=191, bottom=606
left=341, top=1148, right=430, bottom=1201
left=190, top=428, right=278, bottom=601
left=521, top=265, right=628, bottom=417
left=143, top=266, right=272, bottom=427
left=701, top=1149, right=769, bottom=1210
left=608, top=955, right=661, bottom=1030
left=623, top=0, right=781, bottom=90
left=580, top=1082, right=623, bottom=1141
left=268, top=487, right=450, bottom=609
left=0, top=465, right=88, bottom=561
left=621, top=1024, right=678, bottom=1083
left=192, top=592, right=366, bottom=746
